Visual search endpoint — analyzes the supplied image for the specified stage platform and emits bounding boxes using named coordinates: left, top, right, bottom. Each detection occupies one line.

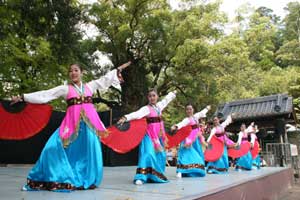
left=0, top=166, right=293, bottom=200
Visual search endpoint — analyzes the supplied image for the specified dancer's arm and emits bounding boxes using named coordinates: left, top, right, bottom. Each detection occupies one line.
left=87, top=61, right=131, bottom=93
left=118, top=106, right=150, bottom=124
left=236, top=131, right=243, bottom=146
left=172, top=117, right=190, bottom=130
left=246, top=122, right=255, bottom=133
left=250, top=133, right=256, bottom=146
left=157, top=91, right=176, bottom=111
left=194, top=105, right=211, bottom=120
left=206, top=128, right=216, bottom=143
left=18, top=85, right=68, bottom=104
left=221, top=115, right=233, bottom=128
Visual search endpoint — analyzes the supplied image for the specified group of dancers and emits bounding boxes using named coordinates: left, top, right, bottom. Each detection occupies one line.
left=10, top=63, right=260, bottom=192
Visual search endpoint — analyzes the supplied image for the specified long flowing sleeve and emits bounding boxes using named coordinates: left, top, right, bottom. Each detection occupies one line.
left=246, top=125, right=255, bottom=134
left=175, top=118, right=190, bottom=130
left=250, top=134, right=256, bottom=145
left=124, top=106, right=150, bottom=121
left=23, top=85, right=68, bottom=104
left=157, top=91, right=176, bottom=111
left=87, top=69, right=121, bottom=93
left=207, top=128, right=216, bottom=143
left=236, top=131, right=243, bottom=145
left=194, top=107, right=209, bottom=120
left=221, top=115, right=232, bottom=128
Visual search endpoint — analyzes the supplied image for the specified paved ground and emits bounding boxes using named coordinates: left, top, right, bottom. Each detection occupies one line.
left=0, top=166, right=291, bottom=200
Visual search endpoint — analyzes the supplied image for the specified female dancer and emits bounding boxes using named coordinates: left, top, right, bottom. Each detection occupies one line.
left=250, top=125, right=261, bottom=169
left=206, top=114, right=234, bottom=174
left=118, top=89, right=177, bottom=185
left=171, top=104, right=211, bottom=178
left=234, top=123, right=253, bottom=171
left=11, top=61, right=131, bottom=191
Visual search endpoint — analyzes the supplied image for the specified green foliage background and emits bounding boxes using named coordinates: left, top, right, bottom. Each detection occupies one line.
left=1, top=0, right=300, bottom=126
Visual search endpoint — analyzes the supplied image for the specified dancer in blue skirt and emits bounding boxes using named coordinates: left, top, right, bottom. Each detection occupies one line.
left=11, top=62, right=131, bottom=191
left=206, top=115, right=234, bottom=174
left=235, top=123, right=253, bottom=171
left=171, top=104, right=211, bottom=178
left=250, top=125, right=261, bottom=169
left=118, top=89, right=177, bottom=185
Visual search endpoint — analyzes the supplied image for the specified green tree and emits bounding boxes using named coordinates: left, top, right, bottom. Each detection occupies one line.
left=87, top=0, right=227, bottom=116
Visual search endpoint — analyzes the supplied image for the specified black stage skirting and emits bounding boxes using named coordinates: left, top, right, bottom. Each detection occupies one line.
left=0, top=110, right=139, bottom=166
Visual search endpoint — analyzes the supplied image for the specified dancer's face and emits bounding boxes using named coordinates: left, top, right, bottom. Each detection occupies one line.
left=240, top=124, right=246, bottom=131
left=213, top=117, right=220, bottom=126
left=148, top=91, right=158, bottom=105
left=185, top=105, right=194, bottom=117
left=69, top=64, right=82, bottom=84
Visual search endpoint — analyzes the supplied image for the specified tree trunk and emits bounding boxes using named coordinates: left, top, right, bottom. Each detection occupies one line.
left=120, top=63, right=150, bottom=114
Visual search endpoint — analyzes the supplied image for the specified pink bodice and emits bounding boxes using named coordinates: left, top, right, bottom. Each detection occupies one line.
left=185, top=117, right=202, bottom=145
left=146, top=105, right=166, bottom=151
left=214, top=125, right=234, bottom=145
left=59, top=84, right=106, bottom=145
left=241, top=131, right=248, bottom=144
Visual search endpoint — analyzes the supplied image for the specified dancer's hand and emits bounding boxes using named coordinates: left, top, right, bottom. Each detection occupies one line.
left=10, top=95, right=23, bottom=105
left=117, top=116, right=127, bottom=125
left=117, top=61, right=131, bottom=72
left=171, top=125, right=177, bottom=132
left=231, top=112, right=237, bottom=119
left=206, top=105, right=211, bottom=110
left=202, top=141, right=209, bottom=147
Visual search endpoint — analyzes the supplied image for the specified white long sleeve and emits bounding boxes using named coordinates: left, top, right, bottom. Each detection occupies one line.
left=124, top=91, right=176, bottom=122
left=175, top=118, right=190, bottom=130
left=194, top=108, right=209, bottom=120
left=237, top=131, right=243, bottom=145
left=124, top=106, right=150, bottom=121
left=175, top=108, right=208, bottom=129
left=250, top=134, right=256, bottom=145
left=156, top=92, right=176, bottom=111
left=87, top=69, right=120, bottom=93
left=246, top=125, right=255, bottom=134
left=221, top=115, right=232, bottom=128
left=23, top=85, right=68, bottom=104
left=207, top=128, right=216, bottom=143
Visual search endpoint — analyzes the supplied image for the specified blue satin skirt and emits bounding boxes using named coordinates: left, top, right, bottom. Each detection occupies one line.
left=177, top=138, right=206, bottom=177
left=24, top=121, right=103, bottom=192
left=207, top=146, right=229, bottom=174
left=236, top=151, right=252, bottom=170
left=134, top=134, right=168, bottom=183
left=252, top=155, right=261, bottom=169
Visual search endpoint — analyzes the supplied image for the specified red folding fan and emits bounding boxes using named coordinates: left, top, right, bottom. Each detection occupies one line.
left=0, top=101, right=52, bottom=140
left=251, top=140, right=260, bottom=159
left=228, top=142, right=251, bottom=159
left=101, top=118, right=147, bottom=154
left=165, top=125, right=192, bottom=149
left=204, top=136, right=224, bottom=162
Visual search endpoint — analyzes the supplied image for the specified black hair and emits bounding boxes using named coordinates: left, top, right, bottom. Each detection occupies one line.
left=185, top=103, right=194, bottom=108
left=148, top=88, right=158, bottom=95
left=69, top=63, right=84, bottom=72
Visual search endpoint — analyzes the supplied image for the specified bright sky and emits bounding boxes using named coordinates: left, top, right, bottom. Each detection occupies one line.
left=85, top=0, right=293, bottom=19
left=170, top=0, right=294, bottom=19
left=219, top=0, right=292, bottom=19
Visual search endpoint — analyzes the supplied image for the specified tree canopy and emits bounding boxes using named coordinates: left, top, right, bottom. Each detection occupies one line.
left=1, top=0, right=300, bottom=124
